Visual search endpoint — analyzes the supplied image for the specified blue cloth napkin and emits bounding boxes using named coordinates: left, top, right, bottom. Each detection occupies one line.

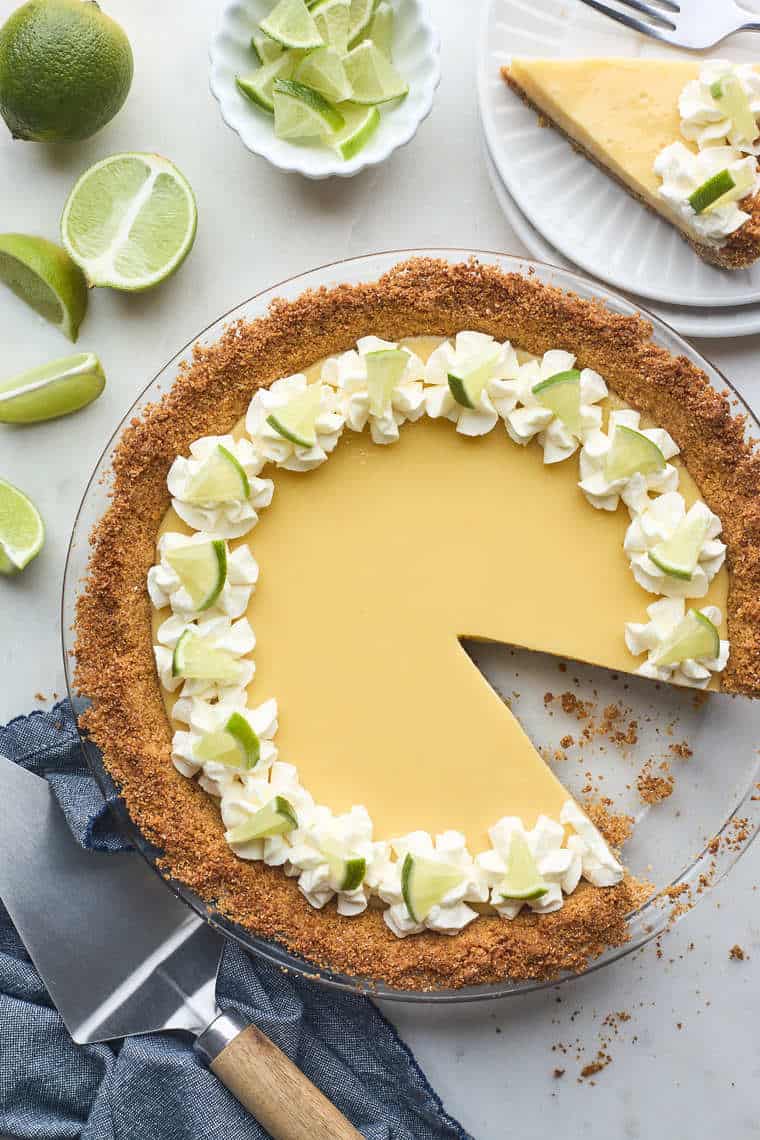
left=0, top=701, right=470, bottom=1140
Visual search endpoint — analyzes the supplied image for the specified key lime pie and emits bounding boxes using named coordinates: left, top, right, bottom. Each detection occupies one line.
left=502, top=59, right=760, bottom=269
left=75, top=258, right=760, bottom=989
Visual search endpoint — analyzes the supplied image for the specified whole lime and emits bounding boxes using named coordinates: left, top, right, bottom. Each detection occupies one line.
left=0, top=0, right=133, bottom=142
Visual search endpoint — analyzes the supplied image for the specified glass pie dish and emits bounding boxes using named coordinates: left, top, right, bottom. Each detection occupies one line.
left=62, top=249, right=760, bottom=1003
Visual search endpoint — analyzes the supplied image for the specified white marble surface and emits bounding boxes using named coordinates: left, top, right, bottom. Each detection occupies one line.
left=0, top=1, right=758, bottom=1135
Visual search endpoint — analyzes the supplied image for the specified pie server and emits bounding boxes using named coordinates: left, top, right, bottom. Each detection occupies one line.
left=0, top=757, right=361, bottom=1140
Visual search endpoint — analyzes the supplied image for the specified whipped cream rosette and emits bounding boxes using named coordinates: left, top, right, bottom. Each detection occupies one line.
left=423, top=331, right=521, bottom=436
left=478, top=815, right=575, bottom=919
left=167, top=435, right=274, bottom=539
left=379, top=830, right=488, bottom=937
left=504, top=350, right=608, bottom=464
left=221, top=761, right=314, bottom=865
left=147, top=531, right=259, bottom=620
left=625, top=598, right=729, bottom=688
left=171, top=695, right=277, bottom=789
left=154, top=613, right=255, bottom=704
left=286, top=804, right=382, bottom=917
left=320, top=335, right=426, bottom=444
left=654, top=143, right=759, bottom=244
left=245, top=373, right=344, bottom=471
left=579, top=409, right=680, bottom=511
left=679, top=60, right=760, bottom=154
left=559, top=801, right=625, bottom=888
left=624, top=493, right=726, bottom=599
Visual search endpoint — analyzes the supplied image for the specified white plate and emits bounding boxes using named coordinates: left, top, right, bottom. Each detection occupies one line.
left=478, top=0, right=760, bottom=309
left=482, top=134, right=760, bottom=339
left=209, top=0, right=440, bottom=180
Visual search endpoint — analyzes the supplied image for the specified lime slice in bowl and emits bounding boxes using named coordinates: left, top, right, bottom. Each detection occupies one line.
left=0, top=478, right=44, bottom=575
left=260, top=0, right=324, bottom=50
left=605, top=425, right=666, bottom=482
left=401, top=853, right=463, bottom=922
left=332, top=104, right=380, bottom=159
left=0, top=352, right=104, bottom=424
left=347, top=0, right=375, bottom=45
left=273, top=78, right=344, bottom=139
left=295, top=46, right=352, bottom=102
left=183, top=444, right=250, bottom=506
left=166, top=539, right=227, bottom=611
left=342, top=40, right=408, bottom=104
left=312, top=0, right=350, bottom=54
left=0, top=233, right=87, bottom=342
left=652, top=609, right=721, bottom=667
left=237, top=53, right=295, bottom=113
left=195, top=710, right=261, bottom=769
left=226, top=795, right=298, bottom=843
left=252, top=30, right=284, bottom=64
left=497, top=833, right=548, bottom=901
left=365, top=0, right=393, bottom=57
left=532, top=369, right=582, bottom=435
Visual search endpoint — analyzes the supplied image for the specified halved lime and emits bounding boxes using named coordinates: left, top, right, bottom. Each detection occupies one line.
left=366, top=1, right=393, bottom=57
left=266, top=382, right=323, bottom=446
left=605, top=425, right=666, bottom=482
left=183, top=444, right=250, bottom=505
left=294, top=46, right=352, bottom=102
left=401, top=853, right=463, bottom=923
left=195, top=710, right=261, bottom=769
left=0, top=352, right=104, bottom=424
left=0, top=477, right=44, bottom=575
left=237, top=53, right=295, bottom=113
left=226, top=795, right=298, bottom=843
left=652, top=609, right=721, bottom=667
left=0, top=234, right=87, bottom=342
left=166, top=539, right=227, bottom=611
left=171, top=629, right=243, bottom=684
left=332, top=103, right=380, bottom=159
left=342, top=40, right=408, bottom=104
left=252, top=30, right=284, bottom=64
left=273, top=78, right=344, bottom=139
left=260, top=0, right=324, bottom=50
left=365, top=348, right=407, bottom=415
left=532, top=369, right=582, bottom=435
left=61, top=153, right=197, bottom=292
left=447, top=348, right=499, bottom=409
left=347, top=0, right=375, bottom=45
left=322, top=843, right=367, bottom=890
left=313, top=0, right=350, bottom=54
left=711, top=74, right=757, bottom=144
left=648, top=506, right=710, bottom=581
left=497, top=833, right=548, bottom=901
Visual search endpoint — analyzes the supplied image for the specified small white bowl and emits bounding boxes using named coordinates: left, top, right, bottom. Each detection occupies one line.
left=209, top=0, right=440, bottom=179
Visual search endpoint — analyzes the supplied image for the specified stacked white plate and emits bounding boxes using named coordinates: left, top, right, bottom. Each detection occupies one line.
left=478, top=0, right=760, bottom=337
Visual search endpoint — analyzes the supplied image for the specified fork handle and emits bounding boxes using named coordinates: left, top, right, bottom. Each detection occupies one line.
left=196, top=1011, right=363, bottom=1140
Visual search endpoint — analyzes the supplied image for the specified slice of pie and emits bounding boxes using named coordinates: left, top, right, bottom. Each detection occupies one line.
left=75, top=258, right=760, bottom=991
left=502, top=58, right=760, bottom=270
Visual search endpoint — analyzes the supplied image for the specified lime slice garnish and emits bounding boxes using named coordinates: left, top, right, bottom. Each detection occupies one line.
left=251, top=31, right=284, bottom=64
left=688, top=168, right=743, bottom=215
left=652, top=609, right=721, bottom=667
left=237, top=54, right=295, bottom=113
left=266, top=382, right=323, bottom=446
left=332, top=103, right=380, bottom=159
left=0, top=477, right=44, bottom=575
left=312, top=0, right=350, bottom=54
left=605, top=425, right=666, bottom=483
left=183, top=444, right=250, bottom=506
left=61, top=153, right=197, bottom=292
left=321, top=843, right=367, bottom=890
left=365, top=0, right=393, bottom=57
left=447, top=348, right=499, bottom=409
left=365, top=348, right=407, bottom=415
left=532, top=369, right=582, bottom=435
left=648, top=505, right=710, bottom=581
left=226, top=795, right=298, bottom=843
left=273, top=78, right=344, bottom=139
left=0, top=234, right=87, bottom=343
left=710, top=74, right=757, bottom=144
left=401, top=853, right=463, bottom=923
left=342, top=40, right=408, bottom=105
left=346, top=0, right=375, bottom=45
left=497, top=832, right=548, bottom=901
left=166, top=539, right=227, bottom=611
left=294, top=46, right=352, bottom=103
left=195, top=710, right=261, bottom=769
left=171, top=629, right=244, bottom=684
left=0, top=352, right=104, bottom=424
left=260, top=0, right=324, bottom=50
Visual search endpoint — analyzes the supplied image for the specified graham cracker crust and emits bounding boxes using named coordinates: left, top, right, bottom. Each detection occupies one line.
left=74, top=256, right=759, bottom=990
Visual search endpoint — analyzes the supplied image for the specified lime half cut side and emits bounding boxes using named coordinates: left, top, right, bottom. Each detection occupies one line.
left=497, top=833, right=548, bottom=901
left=0, top=352, right=104, bottom=424
left=0, top=234, right=88, bottom=342
left=266, top=382, right=323, bottom=446
left=166, top=539, right=227, bottom=611
left=365, top=348, right=407, bottom=414
left=61, top=153, right=197, bottom=292
left=401, top=853, right=463, bottom=923
left=532, top=369, right=582, bottom=435
left=605, top=425, right=666, bottom=483
left=648, top=506, right=711, bottom=581
left=195, top=711, right=261, bottom=769
left=448, top=348, right=499, bottom=409
left=183, top=444, right=250, bottom=506
left=0, top=478, right=44, bottom=575
left=171, top=630, right=243, bottom=684
left=226, top=795, right=298, bottom=843
left=652, top=610, right=721, bottom=667
left=260, top=0, right=324, bottom=50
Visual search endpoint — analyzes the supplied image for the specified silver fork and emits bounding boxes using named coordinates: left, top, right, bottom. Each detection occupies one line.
left=577, top=0, right=760, bottom=50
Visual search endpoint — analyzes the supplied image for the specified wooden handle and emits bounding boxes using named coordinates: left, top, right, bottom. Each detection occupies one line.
left=210, top=1023, right=363, bottom=1140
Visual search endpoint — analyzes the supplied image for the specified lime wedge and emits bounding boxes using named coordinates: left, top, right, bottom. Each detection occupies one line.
left=183, top=444, right=250, bottom=506
left=648, top=505, right=710, bottom=581
left=332, top=103, right=380, bottom=159
left=226, top=795, right=298, bottom=843
left=313, top=0, right=350, bottom=54
left=61, top=153, right=197, bottom=292
left=0, top=352, right=104, bottom=424
left=366, top=0, right=393, bottom=57
left=0, top=478, right=44, bottom=575
left=273, top=78, right=344, bottom=138
left=532, top=369, right=582, bottom=435
left=342, top=40, right=408, bottom=104
left=347, top=0, right=375, bottom=45
left=266, top=382, right=323, bottom=446
left=0, top=234, right=87, bottom=342
left=687, top=166, right=754, bottom=215
left=652, top=609, right=721, bottom=667
left=322, top=843, right=367, bottom=890
left=497, top=833, right=548, bottom=901
left=260, top=0, right=324, bottom=50
left=237, top=54, right=295, bottom=113
left=294, top=46, right=352, bottom=102
left=166, top=539, right=227, bottom=611
left=401, top=853, right=463, bottom=923
left=447, top=348, right=499, bottom=409
left=710, top=74, right=757, bottom=144
left=605, top=425, right=666, bottom=483
left=251, top=31, right=284, bottom=64
left=171, top=629, right=243, bottom=684
left=365, top=348, right=407, bottom=415
left=195, top=710, right=261, bottom=769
